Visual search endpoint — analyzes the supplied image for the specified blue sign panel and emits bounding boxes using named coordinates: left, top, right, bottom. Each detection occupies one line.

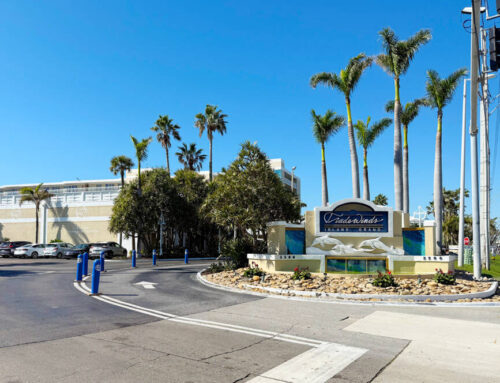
left=319, top=210, right=389, bottom=233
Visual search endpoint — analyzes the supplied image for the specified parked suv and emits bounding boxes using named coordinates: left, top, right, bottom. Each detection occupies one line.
left=0, top=241, right=31, bottom=257
left=89, top=242, right=127, bottom=259
left=43, top=243, right=74, bottom=258
left=13, top=243, right=46, bottom=258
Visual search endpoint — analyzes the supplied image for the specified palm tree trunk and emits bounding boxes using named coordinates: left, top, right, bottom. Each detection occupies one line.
left=403, top=124, right=409, bottom=214
left=166, top=146, right=170, bottom=176
left=363, top=148, right=370, bottom=201
left=119, top=171, right=125, bottom=246
left=345, top=99, right=360, bottom=199
left=393, top=78, right=403, bottom=211
left=433, top=111, right=443, bottom=255
left=321, top=143, right=329, bottom=206
left=35, top=203, right=39, bottom=243
left=209, top=137, right=213, bottom=182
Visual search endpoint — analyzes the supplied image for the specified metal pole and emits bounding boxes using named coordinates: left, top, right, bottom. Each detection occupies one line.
left=479, top=28, right=491, bottom=270
left=470, top=0, right=482, bottom=279
left=458, top=78, right=468, bottom=266
left=159, top=212, right=164, bottom=258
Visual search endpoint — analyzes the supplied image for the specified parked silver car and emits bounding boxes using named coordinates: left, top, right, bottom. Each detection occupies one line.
left=43, top=243, right=74, bottom=258
left=13, top=243, right=46, bottom=258
left=89, top=242, right=127, bottom=259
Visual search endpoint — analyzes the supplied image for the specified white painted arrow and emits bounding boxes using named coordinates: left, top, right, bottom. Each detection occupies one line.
left=134, top=281, right=158, bottom=289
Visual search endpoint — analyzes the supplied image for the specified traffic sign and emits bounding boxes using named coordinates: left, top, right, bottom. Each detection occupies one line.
left=464, top=237, right=470, bottom=246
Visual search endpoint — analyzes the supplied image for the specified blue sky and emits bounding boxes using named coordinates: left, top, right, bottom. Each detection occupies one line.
left=0, top=1, right=498, bottom=218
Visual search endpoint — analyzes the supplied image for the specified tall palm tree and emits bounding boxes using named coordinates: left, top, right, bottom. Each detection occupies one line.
left=377, top=27, right=431, bottom=211
left=311, top=109, right=346, bottom=206
left=19, top=183, right=54, bottom=243
left=130, top=135, right=152, bottom=191
left=195, top=105, right=228, bottom=182
left=176, top=142, right=207, bottom=171
left=109, top=155, right=134, bottom=245
left=425, top=68, right=467, bottom=255
left=354, top=117, right=392, bottom=201
left=310, top=53, right=373, bottom=199
left=151, top=115, right=181, bottom=175
left=110, top=155, right=134, bottom=188
left=385, top=98, right=426, bottom=213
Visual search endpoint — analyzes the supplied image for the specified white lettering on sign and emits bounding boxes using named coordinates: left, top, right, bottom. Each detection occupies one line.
left=322, top=213, right=384, bottom=225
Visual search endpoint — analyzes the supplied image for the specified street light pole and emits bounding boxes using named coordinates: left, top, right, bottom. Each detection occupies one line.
left=458, top=78, right=469, bottom=266
left=159, top=212, right=165, bottom=258
left=479, top=28, right=491, bottom=270
left=470, top=0, right=482, bottom=279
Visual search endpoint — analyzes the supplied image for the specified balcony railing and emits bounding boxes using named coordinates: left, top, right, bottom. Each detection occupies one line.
left=0, top=186, right=121, bottom=208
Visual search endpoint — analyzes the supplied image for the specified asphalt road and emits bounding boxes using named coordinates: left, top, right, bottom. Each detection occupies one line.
left=2, top=257, right=500, bottom=382
left=0, top=258, right=258, bottom=348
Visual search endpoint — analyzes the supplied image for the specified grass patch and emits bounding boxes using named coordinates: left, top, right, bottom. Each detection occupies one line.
left=455, top=256, right=500, bottom=280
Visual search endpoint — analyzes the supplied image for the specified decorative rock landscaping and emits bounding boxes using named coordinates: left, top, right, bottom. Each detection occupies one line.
left=203, top=269, right=500, bottom=303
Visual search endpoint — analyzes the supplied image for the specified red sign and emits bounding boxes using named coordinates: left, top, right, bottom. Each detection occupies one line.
left=464, top=237, right=470, bottom=246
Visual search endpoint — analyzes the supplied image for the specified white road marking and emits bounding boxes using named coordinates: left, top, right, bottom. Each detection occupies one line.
left=249, top=343, right=367, bottom=383
left=134, top=281, right=157, bottom=289
left=73, top=279, right=367, bottom=381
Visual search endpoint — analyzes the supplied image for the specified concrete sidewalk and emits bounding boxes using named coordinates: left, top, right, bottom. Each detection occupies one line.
left=345, top=311, right=500, bottom=382
left=0, top=319, right=308, bottom=383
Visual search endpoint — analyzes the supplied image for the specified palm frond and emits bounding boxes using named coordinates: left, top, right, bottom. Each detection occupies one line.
left=366, top=117, right=392, bottom=148
left=385, top=100, right=395, bottom=113
left=312, top=109, right=345, bottom=144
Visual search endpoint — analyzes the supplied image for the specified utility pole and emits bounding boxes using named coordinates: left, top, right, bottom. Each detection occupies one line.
left=479, top=28, right=491, bottom=270
left=470, top=0, right=482, bottom=280
left=458, top=78, right=469, bottom=267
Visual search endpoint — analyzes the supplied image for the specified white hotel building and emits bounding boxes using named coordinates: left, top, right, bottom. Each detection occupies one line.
left=0, top=159, right=300, bottom=247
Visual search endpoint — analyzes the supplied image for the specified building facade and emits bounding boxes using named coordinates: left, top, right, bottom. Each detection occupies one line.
left=0, top=159, right=300, bottom=247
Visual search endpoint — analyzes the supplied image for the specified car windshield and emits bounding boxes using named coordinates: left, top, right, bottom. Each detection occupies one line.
left=0, top=242, right=9, bottom=248
left=47, top=244, right=57, bottom=247
left=74, top=244, right=87, bottom=249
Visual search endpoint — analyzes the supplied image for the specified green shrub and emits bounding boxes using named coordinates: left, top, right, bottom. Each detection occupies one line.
left=291, top=266, right=311, bottom=280
left=220, top=238, right=254, bottom=269
left=434, top=269, right=456, bottom=285
left=243, top=262, right=264, bottom=278
left=372, top=271, right=397, bottom=288
left=50, top=239, right=63, bottom=243
left=207, top=262, right=225, bottom=273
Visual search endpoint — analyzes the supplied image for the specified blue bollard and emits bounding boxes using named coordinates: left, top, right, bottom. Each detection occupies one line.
left=75, top=254, right=83, bottom=282
left=184, top=248, right=189, bottom=264
left=132, top=249, right=136, bottom=268
left=82, top=252, right=89, bottom=276
left=153, top=249, right=157, bottom=266
left=100, top=251, right=106, bottom=272
left=91, top=259, right=101, bottom=294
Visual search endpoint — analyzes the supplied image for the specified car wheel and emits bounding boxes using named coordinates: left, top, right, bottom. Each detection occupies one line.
left=57, top=252, right=62, bottom=259
left=32, top=252, right=38, bottom=259
left=123, top=250, right=127, bottom=257
left=107, top=251, right=113, bottom=259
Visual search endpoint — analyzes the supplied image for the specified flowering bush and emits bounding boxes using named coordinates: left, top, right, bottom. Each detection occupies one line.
left=291, top=266, right=311, bottom=280
left=243, top=262, right=265, bottom=278
left=433, top=268, right=456, bottom=285
left=372, top=271, right=397, bottom=288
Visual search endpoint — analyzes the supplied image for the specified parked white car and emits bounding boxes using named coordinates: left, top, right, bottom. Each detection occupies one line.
left=43, top=243, right=74, bottom=258
left=13, top=243, right=46, bottom=258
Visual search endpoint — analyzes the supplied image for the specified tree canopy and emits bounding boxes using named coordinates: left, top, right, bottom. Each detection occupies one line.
left=202, top=142, right=303, bottom=242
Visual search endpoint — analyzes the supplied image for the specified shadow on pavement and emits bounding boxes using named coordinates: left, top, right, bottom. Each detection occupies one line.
left=0, top=270, right=37, bottom=277
left=0, top=262, right=61, bottom=267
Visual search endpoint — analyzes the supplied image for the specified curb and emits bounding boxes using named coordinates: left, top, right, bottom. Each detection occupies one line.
left=197, top=271, right=500, bottom=307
